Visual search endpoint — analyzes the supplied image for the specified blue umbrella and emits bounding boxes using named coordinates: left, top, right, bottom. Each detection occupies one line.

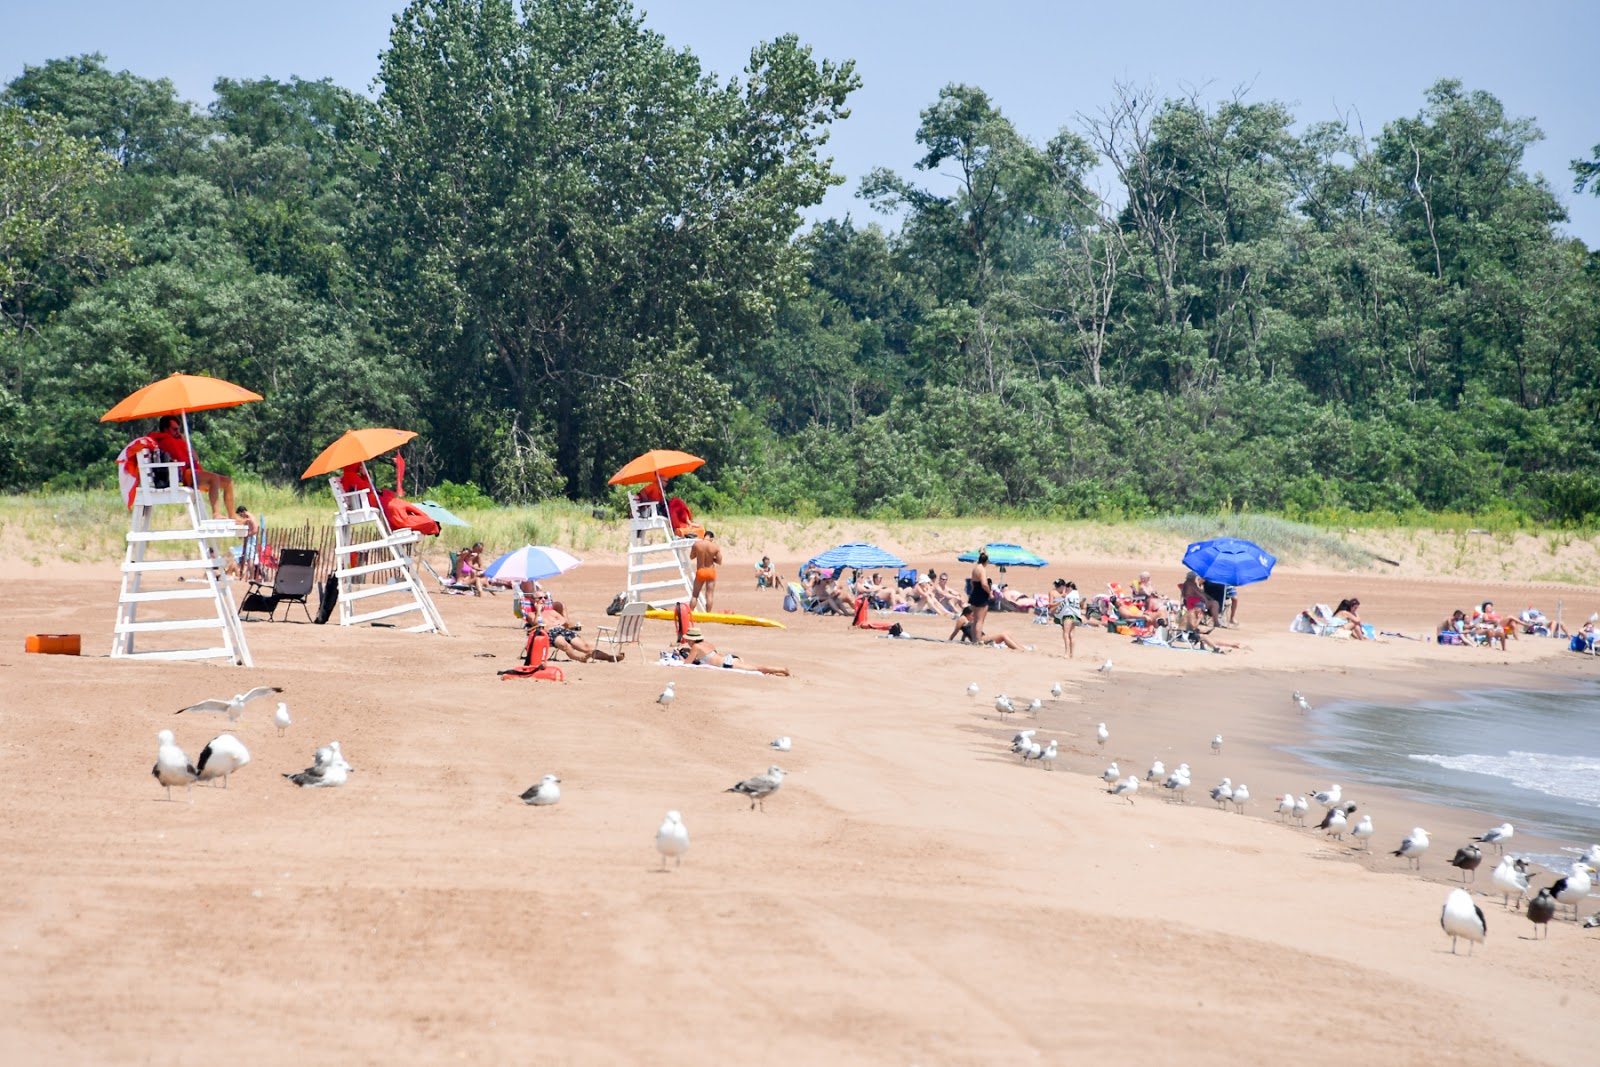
left=957, top=543, right=1048, bottom=568
left=805, top=542, right=905, bottom=571
left=1181, top=537, right=1277, bottom=586
left=413, top=500, right=470, bottom=527
left=484, top=544, right=584, bottom=583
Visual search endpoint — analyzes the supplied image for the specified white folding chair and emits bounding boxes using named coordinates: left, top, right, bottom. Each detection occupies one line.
left=596, top=601, right=648, bottom=660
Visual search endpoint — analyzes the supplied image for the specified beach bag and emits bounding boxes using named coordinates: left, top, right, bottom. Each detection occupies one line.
left=606, top=592, right=626, bottom=617
left=783, top=589, right=798, bottom=612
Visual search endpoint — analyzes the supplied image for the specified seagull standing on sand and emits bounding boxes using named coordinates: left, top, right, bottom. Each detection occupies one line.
left=1293, top=691, right=1313, bottom=714
left=1231, top=782, right=1250, bottom=814
left=1472, top=823, right=1514, bottom=855
left=770, top=737, right=792, bottom=752
left=994, top=694, right=1014, bottom=718
left=1027, top=698, right=1042, bottom=716
left=1276, top=794, right=1295, bottom=821
left=1292, top=796, right=1310, bottom=827
left=1490, top=856, right=1532, bottom=911
left=151, top=730, right=198, bottom=800
left=967, top=682, right=980, bottom=698
left=1162, top=764, right=1191, bottom=804
left=175, top=686, right=284, bottom=728
left=519, top=774, right=561, bottom=805
left=1210, top=734, right=1223, bottom=757
left=1011, top=729, right=1036, bottom=756
left=1096, top=723, right=1109, bottom=748
left=1311, top=784, right=1342, bottom=809
left=657, top=682, right=676, bottom=707
left=1146, top=759, right=1165, bottom=783
left=1050, top=682, right=1063, bottom=701
left=1526, top=887, right=1556, bottom=938
left=195, top=734, right=251, bottom=788
left=1040, top=739, right=1057, bottom=771
left=274, top=702, right=291, bottom=736
left=1448, top=844, right=1484, bottom=883
left=326, top=741, right=352, bottom=773
left=1102, top=761, right=1121, bottom=785
left=1098, top=659, right=1114, bottom=674
left=1019, top=739, right=1042, bottom=763
left=1320, top=805, right=1352, bottom=840
left=1351, top=814, right=1375, bottom=849
left=1210, top=778, right=1233, bottom=810
left=1108, top=777, right=1139, bottom=804
left=1550, top=862, right=1595, bottom=922
left=1440, top=888, right=1487, bottom=955
left=726, top=766, right=785, bottom=811
left=1392, top=827, right=1431, bottom=869
left=655, top=811, right=689, bottom=869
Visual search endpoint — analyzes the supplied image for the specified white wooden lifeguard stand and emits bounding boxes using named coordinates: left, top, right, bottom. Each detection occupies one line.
left=625, top=494, right=695, bottom=607
left=112, top=452, right=253, bottom=665
left=328, top=475, right=447, bottom=634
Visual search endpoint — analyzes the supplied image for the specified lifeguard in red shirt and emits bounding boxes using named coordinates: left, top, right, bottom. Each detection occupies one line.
left=151, top=415, right=235, bottom=519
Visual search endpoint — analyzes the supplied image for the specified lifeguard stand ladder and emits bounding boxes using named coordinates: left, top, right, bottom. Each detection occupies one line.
left=328, top=478, right=448, bottom=634
left=625, top=495, right=695, bottom=608
left=112, top=453, right=253, bottom=666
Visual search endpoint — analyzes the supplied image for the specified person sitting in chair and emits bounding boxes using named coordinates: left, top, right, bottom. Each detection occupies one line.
left=456, top=542, right=490, bottom=597
left=530, top=610, right=620, bottom=663
left=755, top=555, right=781, bottom=589
left=151, top=416, right=235, bottom=519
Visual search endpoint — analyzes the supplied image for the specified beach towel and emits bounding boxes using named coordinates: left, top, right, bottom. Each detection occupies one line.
left=654, top=654, right=763, bottom=676
left=115, top=436, right=161, bottom=509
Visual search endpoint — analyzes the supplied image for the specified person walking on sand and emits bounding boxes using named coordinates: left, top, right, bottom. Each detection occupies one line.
left=967, top=550, right=993, bottom=642
left=690, top=530, right=722, bottom=612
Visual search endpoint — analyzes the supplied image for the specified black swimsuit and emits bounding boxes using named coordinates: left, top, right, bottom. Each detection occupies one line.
left=968, top=578, right=991, bottom=608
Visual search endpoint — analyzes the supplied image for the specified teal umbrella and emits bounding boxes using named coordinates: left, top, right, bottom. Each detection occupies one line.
left=414, top=500, right=470, bottom=527
left=958, top=543, right=1048, bottom=570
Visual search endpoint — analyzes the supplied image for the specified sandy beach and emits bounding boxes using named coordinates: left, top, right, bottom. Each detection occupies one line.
left=3, top=544, right=1599, bottom=1065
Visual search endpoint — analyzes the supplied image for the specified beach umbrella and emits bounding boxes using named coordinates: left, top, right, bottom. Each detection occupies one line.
left=805, top=542, right=905, bottom=571
left=483, top=545, right=584, bottom=583
left=957, top=543, right=1049, bottom=569
left=1181, top=537, right=1277, bottom=587
left=100, top=372, right=264, bottom=492
left=300, top=428, right=418, bottom=480
left=607, top=449, right=706, bottom=504
left=413, top=500, right=470, bottom=528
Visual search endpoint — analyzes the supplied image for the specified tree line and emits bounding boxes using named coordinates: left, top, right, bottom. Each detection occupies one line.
left=3, top=0, right=1598, bottom=522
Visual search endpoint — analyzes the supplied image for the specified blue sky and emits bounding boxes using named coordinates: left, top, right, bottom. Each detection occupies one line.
left=5, top=0, right=1597, bottom=246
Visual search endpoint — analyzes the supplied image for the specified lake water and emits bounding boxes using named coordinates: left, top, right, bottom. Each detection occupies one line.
left=1292, top=681, right=1600, bottom=855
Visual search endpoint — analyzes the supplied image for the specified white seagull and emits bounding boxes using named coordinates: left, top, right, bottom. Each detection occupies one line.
left=1011, top=729, right=1037, bottom=754
left=1391, top=827, right=1430, bottom=869
left=1096, top=722, right=1109, bottom=748
left=769, top=737, right=792, bottom=752
left=1209, top=778, right=1233, bottom=810
left=1316, top=801, right=1358, bottom=837
left=151, top=729, right=197, bottom=800
left=1440, top=887, right=1487, bottom=955
left=195, top=734, right=251, bottom=789
left=1098, top=659, right=1114, bottom=674
left=1311, top=784, right=1342, bottom=809
left=1490, top=856, right=1531, bottom=911
left=1019, top=739, right=1042, bottom=763
left=1211, top=734, right=1223, bottom=756
left=1472, top=823, right=1514, bottom=855
left=1550, top=862, right=1595, bottom=922
left=1292, top=795, right=1310, bottom=827
left=1050, top=682, right=1063, bottom=700
left=1039, top=739, right=1057, bottom=770
left=1231, top=782, right=1250, bottom=814
left=1351, top=814, right=1375, bottom=849
left=1102, top=761, right=1121, bottom=785
left=1108, top=776, right=1139, bottom=804
left=519, top=774, right=561, bottom=805
left=274, top=702, right=292, bottom=736
left=655, top=810, right=690, bottom=869
left=1581, top=844, right=1600, bottom=868
left=284, top=747, right=348, bottom=788
left=726, top=766, right=785, bottom=811
left=994, top=694, right=1015, bottom=717
left=1276, top=794, right=1295, bottom=821
left=1293, top=691, right=1313, bottom=714
left=325, top=741, right=353, bottom=772
left=967, top=682, right=980, bottom=698
left=1162, top=764, right=1192, bottom=803
left=175, top=686, right=284, bottom=728
left=1146, top=759, right=1166, bottom=783
left=657, top=682, right=676, bottom=706
left=1027, top=698, right=1043, bottom=716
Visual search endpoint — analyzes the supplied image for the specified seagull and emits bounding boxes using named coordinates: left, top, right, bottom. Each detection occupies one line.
left=519, top=774, right=561, bottom=805
left=1311, top=784, right=1342, bottom=809
left=1292, top=795, right=1309, bottom=827
left=1146, top=759, right=1165, bottom=783
left=657, top=682, right=676, bottom=706
left=1027, top=698, right=1042, bottom=716
left=769, top=737, right=792, bottom=752
left=151, top=729, right=198, bottom=800
left=994, top=694, right=1014, bottom=718
left=283, top=747, right=348, bottom=788
left=1490, top=856, right=1532, bottom=911
left=1108, top=777, right=1139, bottom=804
left=1292, top=691, right=1312, bottom=714
left=274, top=702, right=291, bottom=736
left=1098, top=659, right=1114, bottom=674
left=1526, top=887, right=1556, bottom=938
left=1161, top=764, right=1191, bottom=803
left=1550, top=862, right=1595, bottom=922
left=1583, top=913, right=1600, bottom=929
left=967, top=682, right=980, bottom=698
left=1448, top=843, right=1484, bottom=883
left=1581, top=844, right=1600, bottom=868
left=1351, top=814, right=1375, bottom=849
left=325, top=741, right=353, bottom=772
left=1231, top=782, right=1250, bottom=814
left=1210, top=734, right=1223, bottom=756
left=1010, top=729, right=1037, bottom=754
left=726, top=765, right=785, bottom=811
left=1209, top=778, right=1233, bottom=810
left=1039, top=739, right=1057, bottom=770
left=1391, top=827, right=1430, bottom=869
left=175, top=686, right=284, bottom=728
left=1316, top=801, right=1358, bottom=836
left=1102, top=761, right=1121, bottom=785
left=1276, top=794, right=1295, bottom=821
left=195, top=734, right=251, bottom=789
left=1472, top=823, right=1514, bottom=855
left=1440, top=887, right=1487, bottom=955
left=1019, top=739, right=1042, bottom=763
left=1050, top=682, right=1063, bottom=700
left=1096, top=722, right=1109, bottom=748
left=655, top=810, right=689, bottom=869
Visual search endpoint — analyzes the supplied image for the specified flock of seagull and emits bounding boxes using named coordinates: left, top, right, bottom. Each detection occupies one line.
left=983, top=679, right=1598, bottom=953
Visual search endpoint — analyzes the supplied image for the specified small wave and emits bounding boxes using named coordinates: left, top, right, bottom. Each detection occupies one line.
left=1408, top=751, right=1600, bottom=807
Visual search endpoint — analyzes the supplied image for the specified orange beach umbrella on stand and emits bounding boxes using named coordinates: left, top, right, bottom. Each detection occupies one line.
left=100, top=373, right=263, bottom=493
left=301, top=428, right=418, bottom=480
left=608, top=450, right=705, bottom=501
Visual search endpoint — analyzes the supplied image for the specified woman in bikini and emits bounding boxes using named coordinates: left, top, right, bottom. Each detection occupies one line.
left=1050, top=579, right=1083, bottom=657
left=967, top=551, right=993, bottom=641
left=679, top=628, right=789, bottom=676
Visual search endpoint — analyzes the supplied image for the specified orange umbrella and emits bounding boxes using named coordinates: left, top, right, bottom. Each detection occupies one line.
left=301, top=428, right=418, bottom=480
left=607, top=449, right=705, bottom=486
left=100, top=373, right=263, bottom=423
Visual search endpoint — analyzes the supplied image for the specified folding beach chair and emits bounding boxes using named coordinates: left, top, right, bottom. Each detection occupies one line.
left=241, top=548, right=318, bottom=623
left=596, top=601, right=648, bottom=660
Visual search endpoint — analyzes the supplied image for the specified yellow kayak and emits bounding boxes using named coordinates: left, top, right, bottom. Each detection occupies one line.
left=645, top=609, right=786, bottom=629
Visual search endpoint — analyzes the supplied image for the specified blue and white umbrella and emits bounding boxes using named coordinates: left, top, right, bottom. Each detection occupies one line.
left=805, top=542, right=905, bottom=572
left=484, top=545, right=584, bottom=583
left=1181, top=537, right=1276, bottom=587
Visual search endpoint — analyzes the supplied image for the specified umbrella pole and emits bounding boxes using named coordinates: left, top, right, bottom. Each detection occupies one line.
left=179, top=409, right=201, bottom=514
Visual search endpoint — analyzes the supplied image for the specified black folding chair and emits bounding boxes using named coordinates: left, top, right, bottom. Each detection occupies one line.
left=241, top=548, right=318, bottom=622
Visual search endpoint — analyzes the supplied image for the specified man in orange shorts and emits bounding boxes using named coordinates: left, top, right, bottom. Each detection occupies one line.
left=689, top=530, right=722, bottom=612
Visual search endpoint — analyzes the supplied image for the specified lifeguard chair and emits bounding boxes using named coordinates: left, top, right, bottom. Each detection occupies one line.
left=625, top=493, right=695, bottom=608
left=111, top=450, right=253, bottom=665
left=328, top=474, right=448, bottom=634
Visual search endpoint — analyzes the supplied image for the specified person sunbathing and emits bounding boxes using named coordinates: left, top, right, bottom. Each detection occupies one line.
left=1438, top=609, right=1469, bottom=644
left=1333, top=598, right=1370, bottom=640
left=677, top=627, right=788, bottom=675
left=930, top=572, right=965, bottom=612
left=948, top=606, right=1028, bottom=650
left=531, top=612, right=620, bottom=663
